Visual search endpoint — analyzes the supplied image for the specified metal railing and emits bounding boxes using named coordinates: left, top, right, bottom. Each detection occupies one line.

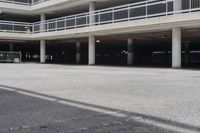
left=31, top=0, right=49, bottom=5
left=0, top=0, right=48, bottom=5
left=1, top=0, right=200, bottom=34
left=0, top=20, right=31, bottom=33
left=32, top=0, right=200, bottom=33
left=0, top=51, right=22, bottom=63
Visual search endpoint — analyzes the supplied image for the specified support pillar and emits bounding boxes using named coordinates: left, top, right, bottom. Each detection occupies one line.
left=9, top=43, right=14, bottom=52
left=89, top=35, right=95, bottom=65
left=127, top=38, right=134, bottom=65
left=89, top=2, right=96, bottom=25
left=40, top=40, right=46, bottom=63
left=173, top=0, right=182, bottom=12
left=40, top=13, right=46, bottom=63
left=88, top=2, right=96, bottom=65
left=172, top=27, right=182, bottom=68
left=40, top=13, right=46, bottom=32
left=76, top=41, right=81, bottom=64
left=26, top=27, right=31, bottom=33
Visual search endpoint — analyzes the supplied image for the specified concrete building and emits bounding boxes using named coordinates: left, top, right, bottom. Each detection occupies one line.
left=0, top=0, right=200, bottom=68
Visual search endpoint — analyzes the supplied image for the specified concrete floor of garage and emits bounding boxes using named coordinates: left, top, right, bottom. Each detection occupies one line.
left=0, top=63, right=200, bottom=133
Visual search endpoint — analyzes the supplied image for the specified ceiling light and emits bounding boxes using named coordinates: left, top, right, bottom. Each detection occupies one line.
left=96, top=40, right=100, bottom=43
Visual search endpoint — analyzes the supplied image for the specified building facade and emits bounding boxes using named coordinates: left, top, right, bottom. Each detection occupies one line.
left=0, top=0, right=200, bottom=68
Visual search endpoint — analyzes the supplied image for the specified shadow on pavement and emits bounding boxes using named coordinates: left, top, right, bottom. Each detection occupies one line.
left=0, top=84, right=199, bottom=133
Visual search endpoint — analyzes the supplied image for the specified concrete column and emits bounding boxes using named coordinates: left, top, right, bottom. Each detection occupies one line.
left=127, top=38, right=134, bottom=65
left=76, top=41, right=81, bottom=64
left=40, top=13, right=46, bottom=32
left=185, top=43, right=190, bottom=65
left=174, top=0, right=182, bottom=12
left=26, top=27, right=31, bottom=33
left=172, top=27, right=182, bottom=68
left=88, top=2, right=96, bottom=65
left=40, top=40, right=46, bottom=63
left=40, top=14, right=46, bottom=63
left=89, top=2, right=96, bottom=25
left=9, top=43, right=14, bottom=52
left=89, top=35, right=95, bottom=65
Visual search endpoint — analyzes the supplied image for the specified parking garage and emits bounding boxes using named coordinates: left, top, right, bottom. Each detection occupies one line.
left=0, top=28, right=200, bottom=68
left=0, top=0, right=200, bottom=68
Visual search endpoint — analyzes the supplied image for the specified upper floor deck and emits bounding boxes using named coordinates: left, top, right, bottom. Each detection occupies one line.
left=0, top=0, right=200, bottom=40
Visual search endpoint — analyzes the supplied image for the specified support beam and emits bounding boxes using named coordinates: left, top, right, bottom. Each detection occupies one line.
left=9, top=43, right=14, bottom=52
left=127, top=38, right=134, bottom=65
left=40, top=40, right=46, bottom=63
left=76, top=41, right=81, bottom=64
left=172, top=27, right=182, bottom=68
left=88, top=35, right=95, bottom=65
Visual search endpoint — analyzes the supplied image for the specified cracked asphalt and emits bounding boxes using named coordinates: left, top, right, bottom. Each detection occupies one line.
left=0, top=63, right=200, bottom=133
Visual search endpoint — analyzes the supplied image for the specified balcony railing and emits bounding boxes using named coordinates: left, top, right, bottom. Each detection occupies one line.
left=32, top=0, right=200, bottom=33
left=0, top=0, right=200, bottom=34
left=0, top=20, right=31, bottom=33
left=31, top=0, right=49, bottom=5
left=0, top=0, right=48, bottom=5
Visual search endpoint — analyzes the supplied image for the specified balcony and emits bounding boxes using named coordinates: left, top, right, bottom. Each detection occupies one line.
left=0, top=0, right=200, bottom=34
left=0, top=20, right=31, bottom=33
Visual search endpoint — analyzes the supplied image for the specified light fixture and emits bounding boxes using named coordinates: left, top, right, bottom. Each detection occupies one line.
left=96, top=40, right=100, bottom=43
